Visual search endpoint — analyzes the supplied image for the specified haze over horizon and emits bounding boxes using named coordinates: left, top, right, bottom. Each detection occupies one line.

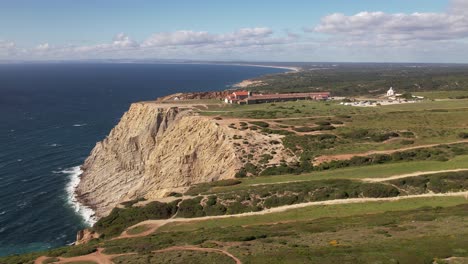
left=1, top=0, right=468, bottom=63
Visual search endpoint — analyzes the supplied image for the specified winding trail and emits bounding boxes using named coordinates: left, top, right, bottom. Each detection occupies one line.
left=154, top=246, right=242, bottom=264
left=116, top=191, right=468, bottom=241
left=314, top=139, right=468, bottom=165
left=362, top=168, right=468, bottom=182
left=35, top=248, right=135, bottom=264
left=249, top=168, right=468, bottom=187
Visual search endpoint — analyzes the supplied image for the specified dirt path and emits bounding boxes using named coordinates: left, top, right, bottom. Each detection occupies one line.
left=362, top=168, right=468, bottom=182
left=115, top=224, right=162, bottom=240
left=249, top=168, right=468, bottom=187
left=35, top=248, right=135, bottom=264
left=314, top=139, right=468, bottom=165
left=154, top=246, right=242, bottom=264
left=117, top=191, right=468, bottom=240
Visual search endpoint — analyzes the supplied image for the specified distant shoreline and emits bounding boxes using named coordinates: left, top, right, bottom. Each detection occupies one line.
left=143, top=61, right=302, bottom=73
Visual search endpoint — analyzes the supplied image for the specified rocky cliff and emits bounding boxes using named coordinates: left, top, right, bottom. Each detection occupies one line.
left=76, top=102, right=242, bottom=218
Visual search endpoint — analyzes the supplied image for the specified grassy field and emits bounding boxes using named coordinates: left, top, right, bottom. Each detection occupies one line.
left=113, top=251, right=236, bottom=264
left=203, top=155, right=468, bottom=193
left=200, top=100, right=468, bottom=162
left=160, top=196, right=468, bottom=232
left=413, top=90, right=468, bottom=99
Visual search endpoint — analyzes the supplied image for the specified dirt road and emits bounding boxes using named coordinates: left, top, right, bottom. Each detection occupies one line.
left=154, top=246, right=242, bottom=264
left=117, top=191, right=468, bottom=240
left=314, top=140, right=468, bottom=165
left=362, top=168, right=468, bottom=182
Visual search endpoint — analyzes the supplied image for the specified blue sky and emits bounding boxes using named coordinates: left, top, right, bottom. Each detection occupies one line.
left=2, top=0, right=468, bottom=62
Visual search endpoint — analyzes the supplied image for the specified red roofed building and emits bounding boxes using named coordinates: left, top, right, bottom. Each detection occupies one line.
left=224, top=91, right=251, bottom=103
left=243, top=92, right=330, bottom=104
left=225, top=91, right=330, bottom=104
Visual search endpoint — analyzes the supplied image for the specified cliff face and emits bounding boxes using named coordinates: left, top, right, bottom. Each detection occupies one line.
left=76, top=102, right=242, bottom=218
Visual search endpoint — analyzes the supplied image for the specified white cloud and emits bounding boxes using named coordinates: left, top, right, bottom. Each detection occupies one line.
left=112, top=33, right=138, bottom=48
left=313, top=0, right=468, bottom=42
left=141, top=27, right=276, bottom=48
left=0, top=40, right=17, bottom=56
left=3, top=0, right=468, bottom=62
left=0, top=28, right=298, bottom=60
left=35, top=43, right=50, bottom=51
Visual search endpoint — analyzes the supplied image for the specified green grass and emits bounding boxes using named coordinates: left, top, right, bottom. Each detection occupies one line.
left=102, top=202, right=468, bottom=263
left=204, top=100, right=468, bottom=159
left=160, top=196, right=468, bottom=232
left=207, top=155, right=468, bottom=192
left=127, top=225, right=151, bottom=235
left=414, top=90, right=468, bottom=99
left=200, top=100, right=379, bottom=119
left=113, top=251, right=236, bottom=264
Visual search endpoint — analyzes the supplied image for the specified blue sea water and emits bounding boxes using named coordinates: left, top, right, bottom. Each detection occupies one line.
left=0, top=63, right=285, bottom=256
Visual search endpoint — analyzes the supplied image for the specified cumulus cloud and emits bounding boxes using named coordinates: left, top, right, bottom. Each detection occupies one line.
left=141, top=27, right=277, bottom=48
left=313, top=0, right=468, bottom=42
left=0, top=28, right=296, bottom=60
left=112, top=33, right=138, bottom=48
left=0, top=40, right=17, bottom=56
left=35, top=43, right=50, bottom=51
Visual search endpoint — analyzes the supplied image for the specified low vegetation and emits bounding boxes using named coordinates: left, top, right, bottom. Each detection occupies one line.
left=94, top=200, right=179, bottom=238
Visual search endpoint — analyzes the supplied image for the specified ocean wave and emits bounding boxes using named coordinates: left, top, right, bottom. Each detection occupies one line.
left=0, top=211, right=6, bottom=216
left=49, top=143, right=61, bottom=147
left=17, top=201, right=29, bottom=209
left=62, top=166, right=97, bottom=226
left=72, top=123, right=87, bottom=127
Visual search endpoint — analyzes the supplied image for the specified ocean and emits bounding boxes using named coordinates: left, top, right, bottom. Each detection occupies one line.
left=0, top=63, right=286, bottom=256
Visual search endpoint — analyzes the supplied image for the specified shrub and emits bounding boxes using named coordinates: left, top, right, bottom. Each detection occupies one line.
left=167, top=192, right=183, bottom=197
left=315, top=121, right=331, bottom=126
left=210, top=179, right=242, bottom=187
left=178, top=197, right=205, bottom=218
left=250, top=121, right=269, bottom=127
left=120, top=197, right=147, bottom=208
left=226, top=201, right=250, bottom=214
left=94, top=200, right=179, bottom=238
left=400, top=131, right=415, bottom=138
left=235, top=169, right=247, bottom=178
left=400, top=140, right=414, bottom=145
left=458, top=132, right=468, bottom=139
left=293, top=126, right=315, bottom=132
left=360, top=184, right=400, bottom=198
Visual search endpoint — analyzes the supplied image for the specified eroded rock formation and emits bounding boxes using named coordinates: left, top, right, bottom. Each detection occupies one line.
left=76, top=102, right=242, bottom=218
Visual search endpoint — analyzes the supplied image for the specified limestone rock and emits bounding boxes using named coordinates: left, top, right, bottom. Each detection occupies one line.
left=76, top=102, right=242, bottom=218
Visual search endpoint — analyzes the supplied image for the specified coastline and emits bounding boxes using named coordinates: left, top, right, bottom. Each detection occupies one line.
left=132, top=61, right=302, bottom=73
left=221, top=63, right=301, bottom=72
left=67, top=62, right=291, bottom=224
left=63, top=166, right=97, bottom=226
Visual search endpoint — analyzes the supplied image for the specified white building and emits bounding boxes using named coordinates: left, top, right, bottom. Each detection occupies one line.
left=386, top=87, right=395, bottom=97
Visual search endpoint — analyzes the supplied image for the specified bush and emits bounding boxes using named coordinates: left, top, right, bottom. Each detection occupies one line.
left=94, top=200, right=179, bottom=238
left=210, top=179, right=242, bottom=187
left=315, top=121, right=331, bottom=126
left=178, top=197, right=205, bottom=218
left=360, top=184, right=400, bottom=198
left=293, top=126, right=315, bottom=132
left=120, top=197, right=147, bottom=208
left=235, top=169, right=247, bottom=178
left=250, top=121, right=270, bottom=127
left=400, top=131, right=415, bottom=138
left=263, top=195, right=298, bottom=208
left=400, top=140, right=414, bottom=145
left=458, top=132, right=468, bottom=139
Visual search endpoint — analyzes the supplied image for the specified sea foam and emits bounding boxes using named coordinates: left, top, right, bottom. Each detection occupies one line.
left=63, top=166, right=97, bottom=226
